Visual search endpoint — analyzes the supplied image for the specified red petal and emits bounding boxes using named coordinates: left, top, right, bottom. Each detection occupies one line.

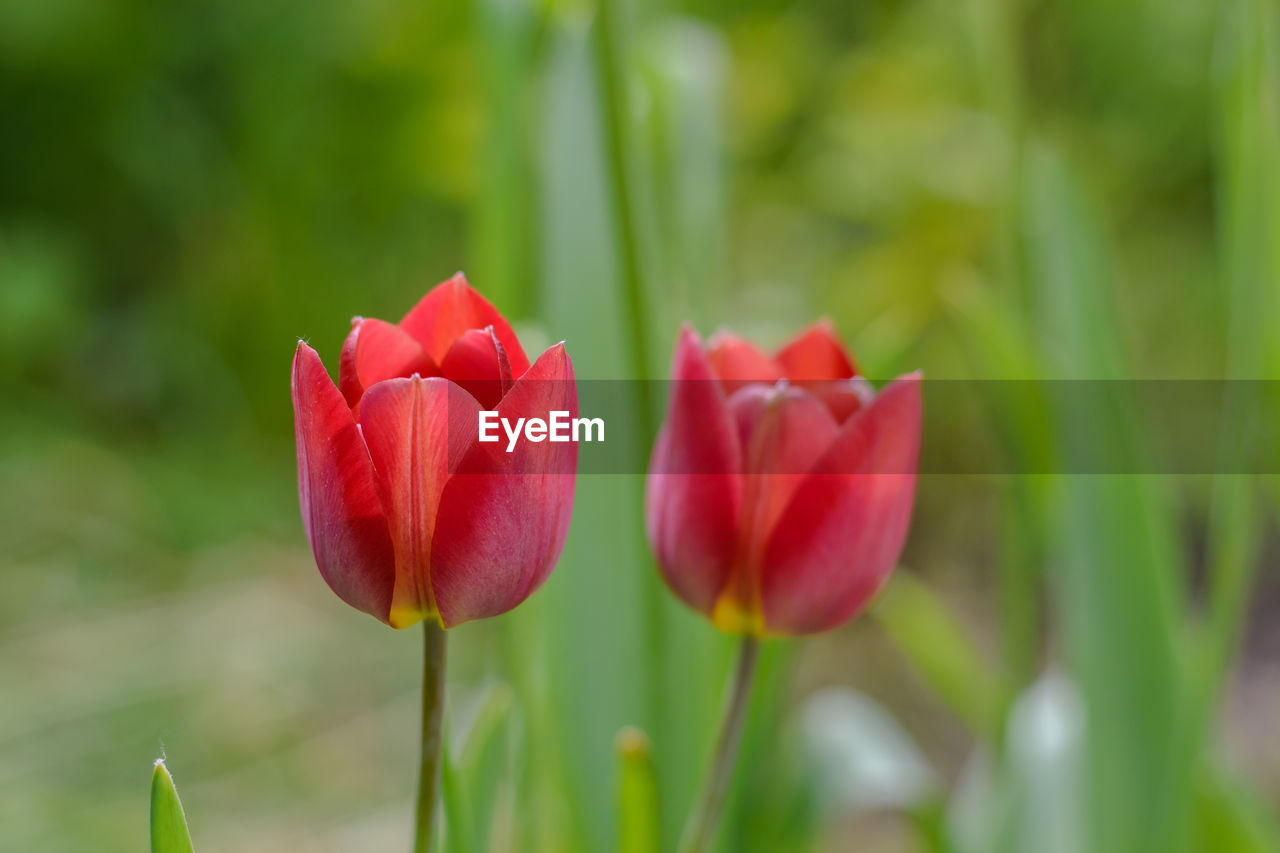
left=737, top=385, right=838, bottom=505
left=705, top=330, right=784, bottom=395
left=759, top=373, right=921, bottom=635
left=399, top=273, right=532, bottom=378
left=809, top=377, right=876, bottom=423
left=429, top=344, right=577, bottom=626
left=724, top=384, right=774, bottom=464
left=439, top=326, right=514, bottom=409
left=338, top=317, right=437, bottom=408
left=645, top=327, right=743, bottom=616
left=718, top=385, right=839, bottom=627
left=774, top=321, right=858, bottom=381
left=358, top=376, right=481, bottom=628
left=291, top=342, right=396, bottom=624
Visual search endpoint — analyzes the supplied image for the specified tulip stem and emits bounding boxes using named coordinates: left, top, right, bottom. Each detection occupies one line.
left=678, top=635, right=760, bottom=853
left=413, top=619, right=447, bottom=853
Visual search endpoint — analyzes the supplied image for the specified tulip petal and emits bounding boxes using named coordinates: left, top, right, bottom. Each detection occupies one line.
left=724, top=384, right=774, bottom=465
left=359, top=376, right=482, bottom=628
left=339, top=317, right=438, bottom=408
left=759, top=372, right=922, bottom=635
left=439, top=326, right=514, bottom=410
left=715, top=385, right=839, bottom=631
left=705, top=330, right=784, bottom=395
left=736, top=385, right=839, bottom=513
left=645, top=327, right=743, bottom=616
left=774, top=321, right=859, bottom=381
left=399, top=273, right=532, bottom=378
left=291, top=342, right=396, bottom=623
left=810, top=377, right=877, bottom=424
left=429, top=344, right=577, bottom=626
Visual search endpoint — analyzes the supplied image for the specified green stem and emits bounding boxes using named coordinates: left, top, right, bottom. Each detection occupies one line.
left=678, top=636, right=760, bottom=853
left=593, top=0, right=655, bottom=404
left=592, top=0, right=666, bottom=764
left=414, top=620, right=447, bottom=853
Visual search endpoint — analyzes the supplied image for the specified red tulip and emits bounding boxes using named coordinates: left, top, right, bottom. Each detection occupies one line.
left=646, top=323, right=920, bottom=636
left=292, top=273, right=577, bottom=629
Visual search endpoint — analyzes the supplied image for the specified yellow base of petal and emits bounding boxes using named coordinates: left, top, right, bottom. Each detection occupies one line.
left=710, top=593, right=765, bottom=636
left=389, top=605, right=442, bottom=630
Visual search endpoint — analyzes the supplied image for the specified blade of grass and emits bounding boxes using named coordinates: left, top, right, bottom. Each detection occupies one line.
left=442, top=685, right=517, bottom=853
left=536, top=19, right=656, bottom=850
left=941, top=283, right=1050, bottom=693
left=1023, top=144, right=1186, bottom=853
left=724, top=642, right=816, bottom=852
left=591, top=5, right=670, bottom=796
left=617, top=727, right=660, bottom=853
left=470, top=0, right=537, bottom=319
left=959, top=0, right=1047, bottom=702
left=1192, top=771, right=1280, bottom=853
left=593, top=0, right=658, bottom=398
left=637, top=20, right=729, bottom=329
left=629, top=17, right=734, bottom=841
left=150, top=759, right=195, bottom=853
left=1200, top=0, right=1278, bottom=707
left=440, top=730, right=474, bottom=853
left=1161, top=5, right=1280, bottom=849
left=872, top=570, right=1008, bottom=742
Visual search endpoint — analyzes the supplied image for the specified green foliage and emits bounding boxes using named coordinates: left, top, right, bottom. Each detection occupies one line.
left=2, top=0, right=1278, bottom=849
left=150, top=760, right=195, bottom=853
left=442, top=684, right=516, bottom=852
left=873, top=571, right=1007, bottom=742
left=616, top=728, right=659, bottom=853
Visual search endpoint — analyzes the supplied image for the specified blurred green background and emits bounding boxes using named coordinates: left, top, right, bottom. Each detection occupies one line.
left=2, top=0, right=1278, bottom=850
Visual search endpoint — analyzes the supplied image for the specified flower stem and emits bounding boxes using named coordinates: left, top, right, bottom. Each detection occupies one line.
left=678, top=636, right=760, bottom=853
left=413, top=619, right=447, bottom=853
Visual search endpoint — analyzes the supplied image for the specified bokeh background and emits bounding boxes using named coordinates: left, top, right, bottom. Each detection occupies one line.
left=2, top=0, right=1278, bottom=850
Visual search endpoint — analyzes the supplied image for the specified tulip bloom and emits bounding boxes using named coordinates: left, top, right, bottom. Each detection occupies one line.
left=646, top=324, right=920, bottom=636
left=292, top=273, right=577, bottom=629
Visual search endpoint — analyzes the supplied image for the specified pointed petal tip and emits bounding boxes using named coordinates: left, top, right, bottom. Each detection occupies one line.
left=885, top=370, right=924, bottom=396
left=775, top=321, right=858, bottom=381
left=530, top=340, right=573, bottom=377
left=704, top=326, right=736, bottom=346
left=675, top=325, right=704, bottom=356
left=442, top=270, right=470, bottom=291
left=292, top=340, right=324, bottom=377
left=671, top=326, right=719, bottom=383
left=400, top=272, right=531, bottom=376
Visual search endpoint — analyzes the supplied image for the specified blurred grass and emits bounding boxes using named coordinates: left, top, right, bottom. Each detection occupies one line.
left=151, top=760, right=196, bottom=853
left=2, top=0, right=1279, bottom=850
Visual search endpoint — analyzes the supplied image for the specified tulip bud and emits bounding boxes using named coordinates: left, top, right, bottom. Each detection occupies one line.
left=646, top=324, right=920, bottom=636
left=291, top=273, right=577, bottom=629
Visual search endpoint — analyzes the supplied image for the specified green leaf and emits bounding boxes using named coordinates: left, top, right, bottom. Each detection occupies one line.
left=872, top=570, right=1007, bottom=742
left=1023, top=144, right=1185, bottom=853
left=442, top=684, right=519, bottom=853
left=536, top=18, right=724, bottom=850
left=616, top=727, right=659, bottom=853
left=1200, top=0, right=1280, bottom=715
left=536, top=24, right=653, bottom=849
left=1192, top=770, right=1280, bottom=853
left=150, top=759, right=195, bottom=853
left=440, top=735, right=474, bottom=853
